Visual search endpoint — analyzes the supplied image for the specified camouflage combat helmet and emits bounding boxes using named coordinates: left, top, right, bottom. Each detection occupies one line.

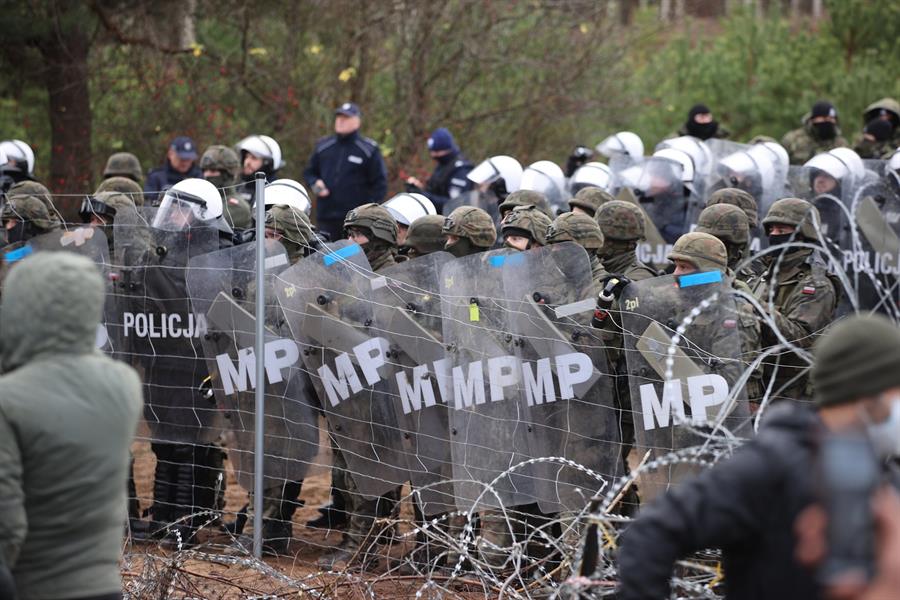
left=706, top=187, right=759, bottom=229
left=762, top=197, right=821, bottom=241
left=500, top=204, right=552, bottom=246
left=80, top=191, right=134, bottom=223
left=401, top=214, right=446, bottom=256
left=95, top=176, right=145, bottom=205
left=102, top=152, right=143, bottom=182
left=1, top=194, right=55, bottom=231
left=546, top=212, right=604, bottom=250
left=6, top=180, right=62, bottom=227
left=694, top=204, right=749, bottom=246
left=668, top=232, right=728, bottom=272
left=200, top=145, right=241, bottom=185
left=344, top=202, right=398, bottom=246
left=595, top=200, right=645, bottom=241
left=568, top=187, right=615, bottom=217
left=267, top=204, right=314, bottom=261
left=498, top=189, right=554, bottom=218
left=94, top=190, right=136, bottom=214
left=442, top=206, right=497, bottom=248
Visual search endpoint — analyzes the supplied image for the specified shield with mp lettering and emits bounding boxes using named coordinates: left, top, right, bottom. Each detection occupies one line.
left=502, top=242, right=622, bottom=513
left=620, top=273, right=751, bottom=501
left=186, top=240, right=319, bottom=490
left=275, top=240, right=409, bottom=498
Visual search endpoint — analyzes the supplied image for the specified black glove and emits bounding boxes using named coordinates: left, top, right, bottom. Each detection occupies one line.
left=600, top=274, right=631, bottom=299
left=404, top=181, right=423, bottom=193
left=564, top=145, right=594, bottom=177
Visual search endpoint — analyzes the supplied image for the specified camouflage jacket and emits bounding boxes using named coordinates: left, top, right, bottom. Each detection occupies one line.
left=746, top=249, right=838, bottom=400
left=780, top=122, right=850, bottom=165
left=852, top=132, right=899, bottom=160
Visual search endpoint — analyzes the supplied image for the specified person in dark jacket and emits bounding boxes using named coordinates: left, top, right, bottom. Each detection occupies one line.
left=303, top=103, right=388, bottom=242
left=404, top=127, right=472, bottom=212
left=144, top=136, right=202, bottom=204
left=616, top=313, right=900, bottom=600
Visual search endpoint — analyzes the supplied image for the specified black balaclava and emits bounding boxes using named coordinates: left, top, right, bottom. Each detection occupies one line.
left=810, top=101, right=838, bottom=140
left=685, top=103, right=718, bottom=140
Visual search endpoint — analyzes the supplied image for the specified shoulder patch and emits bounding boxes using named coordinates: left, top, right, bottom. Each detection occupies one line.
left=801, top=285, right=816, bottom=295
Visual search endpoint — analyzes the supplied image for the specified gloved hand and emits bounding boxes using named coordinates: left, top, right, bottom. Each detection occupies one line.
left=592, top=274, right=631, bottom=328
left=565, top=145, right=594, bottom=177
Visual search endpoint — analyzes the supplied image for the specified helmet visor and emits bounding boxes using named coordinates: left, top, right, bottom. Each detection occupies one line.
left=151, top=190, right=207, bottom=231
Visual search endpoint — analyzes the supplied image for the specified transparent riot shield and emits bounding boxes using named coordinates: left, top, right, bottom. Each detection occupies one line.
left=275, top=240, right=409, bottom=498
left=503, top=243, right=621, bottom=513
left=113, top=207, right=223, bottom=444
left=656, top=136, right=713, bottom=227
left=442, top=189, right=502, bottom=229
left=186, top=240, right=319, bottom=491
left=711, top=142, right=789, bottom=221
left=371, top=251, right=456, bottom=516
left=851, top=180, right=900, bottom=314
left=616, top=155, right=688, bottom=244
left=440, top=248, right=535, bottom=511
left=620, top=273, right=752, bottom=501
left=787, top=165, right=851, bottom=247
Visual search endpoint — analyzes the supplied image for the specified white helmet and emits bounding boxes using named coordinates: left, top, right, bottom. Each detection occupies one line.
left=382, top=192, right=436, bottom=226
left=656, top=136, right=711, bottom=177
left=236, top=135, right=284, bottom=171
left=569, top=161, right=612, bottom=193
left=652, top=148, right=695, bottom=183
left=596, top=131, right=644, bottom=159
left=467, top=155, right=523, bottom=193
left=719, top=145, right=778, bottom=193
left=0, top=139, right=35, bottom=176
left=520, top=160, right=566, bottom=200
left=152, top=178, right=226, bottom=232
left=264, top=179, right=311, bottom=215
left=889, top=148, right=900, bottom=172
left=804, top=147, right=865, bottom=184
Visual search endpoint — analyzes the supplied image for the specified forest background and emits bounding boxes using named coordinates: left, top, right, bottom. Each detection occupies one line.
left=0, top=0, right=897, bottom=195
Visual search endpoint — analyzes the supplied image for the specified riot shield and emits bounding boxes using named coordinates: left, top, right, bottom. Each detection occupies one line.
left=851, top=180, right=900, bottom=314
left=442, top=189, right=502, bottom=229
left=371, top=251, right=456, bottom=516
left=502, top=242, right=621, bottom=513
left=276, top=240, right=409, bottom=498
left=440, top=248, right=535, bottom=511
left=616, top=155, right=688, bottom=244
left=656, top=136, right=713, bottom=227
left=114, top=208, right=223, bottom=444
left=620, top=273, right=752, bottom=501
left=711, top=142, right=789, bottom=221
left=186, top=240, right=319, bottom=491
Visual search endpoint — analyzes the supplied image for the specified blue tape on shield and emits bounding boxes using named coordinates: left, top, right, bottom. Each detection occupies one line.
left=4, top=245, right=33, bottom=263
left=679, top=270, right=722, bottom=288
left=489, top=253, right=525, bottom=268
left=323, top=243, right=361, bottom=266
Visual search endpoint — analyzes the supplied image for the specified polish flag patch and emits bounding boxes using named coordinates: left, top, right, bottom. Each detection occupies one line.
left=801, top=286, right=816, bottom=295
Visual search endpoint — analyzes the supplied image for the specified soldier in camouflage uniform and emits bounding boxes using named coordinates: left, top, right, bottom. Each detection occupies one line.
left=95, top=176, right=146, bottom=206
left=79, top=191, right=137, bottom=255
left=398, top=214, right=445, bottom=259
left=1, top=192, right=59, bottom=247
left=852, top=97, right=900, bottom=159
left=200, top=145, right=253, bottom=232
left=781, top=100, right=849, bottom=165
left=499, top=204, right=552, bottom=251
left=666, top=232, right=763, bottom=405
left=568, top=187, right=616, bottom=219
left=595, top=200, right=657, bottom=281
left=694, top=204, right=755, bottom=283
left=497, top=189, right=554, bottom=219
left=745, top=197, right=838, bottom=401
left=102, top=152, right=143, bottom=184
left=441, top=205, right=497, bottom=258
left=546, top=212, right=605, bottom=282
left=318, top=203, right=401, bottom=568
left=5, top=181, right=62, bottom=230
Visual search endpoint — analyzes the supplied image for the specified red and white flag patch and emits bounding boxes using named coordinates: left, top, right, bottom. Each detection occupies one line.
left=801, top=286, right=816, bottom=295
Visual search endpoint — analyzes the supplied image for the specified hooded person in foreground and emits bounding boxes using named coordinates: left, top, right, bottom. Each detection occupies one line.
left=0, top=252, right=143, bottom=600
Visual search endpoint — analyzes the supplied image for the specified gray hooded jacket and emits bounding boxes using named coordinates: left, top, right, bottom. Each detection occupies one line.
left=0, top=252, right=142, bottom=600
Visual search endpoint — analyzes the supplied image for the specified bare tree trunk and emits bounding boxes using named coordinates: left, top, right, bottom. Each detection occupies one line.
left=39, top=24, right=92, bottom=201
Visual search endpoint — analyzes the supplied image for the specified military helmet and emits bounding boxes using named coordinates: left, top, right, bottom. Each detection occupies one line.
left=6, top=180, right=58, bottom=224
left=266, top=204, right=314, bottom=247
left=442, top=206, right=497, bottom=248
left=498, top=189, right=554, bottom=218
left=569, top=187, right=615, bottom=217
left=595, top=200, right=645, bottom=241
left=102, top=152, right=143, bottom=182
left=1, top=194, right=55, bottom=231
left=343, top=202, right=398, bottom=245
left=200, top=145, right=241, bottom=182
left=80, top=191, right=135, bottom=224
left=762, top=197, right=822, bottom=241
left=695, top=204, right=749, bottom=245
left=95, top=176, right=145, bottom=205
left=546, top=212, right=604, bottom=250
left=668, top=232, right=728, bottom=272
left=500, top=205, right=552, bottom=246
left=706, top=187, right=759, bottom=229
left=401, top=214, right=446, bottom=255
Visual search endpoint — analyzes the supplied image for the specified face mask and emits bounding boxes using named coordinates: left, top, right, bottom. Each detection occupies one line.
left=768, top=233, right=794, bottom=248
left=446, top=237, right=476, bottom=258
left=204, top=174, right=229, bottom=189
left=4, top=221, right=27, bottom=245
left=866, top=399, right=900, bottom=458
left=686, top=120, right=719, bottom=140
left=812, top=121, right=837, bottom=140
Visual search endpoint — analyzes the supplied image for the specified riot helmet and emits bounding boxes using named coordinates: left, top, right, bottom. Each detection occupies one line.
left=466, top=155, right=522, bottom=201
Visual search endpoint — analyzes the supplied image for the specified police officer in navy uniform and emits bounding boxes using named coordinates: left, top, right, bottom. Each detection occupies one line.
left=404, top=127, right=473, bottom=212
left=303, top=102, right=388, bottom=242
left=144, top=136, right=202, bottom=204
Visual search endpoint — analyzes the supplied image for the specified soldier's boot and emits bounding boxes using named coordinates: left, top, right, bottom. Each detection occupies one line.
left=127, top=456, right=150, bottom=539
left=306, top=481, right=347, bottom=530
left=260, top=480, right=304, bottom=556
left=147, top=443, right=178, bottom=536
left=477, top=508, right=526, bottom=570
left=317, top=496, right=380, bottom=570
left=374, top=485, right=401, bottom=546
